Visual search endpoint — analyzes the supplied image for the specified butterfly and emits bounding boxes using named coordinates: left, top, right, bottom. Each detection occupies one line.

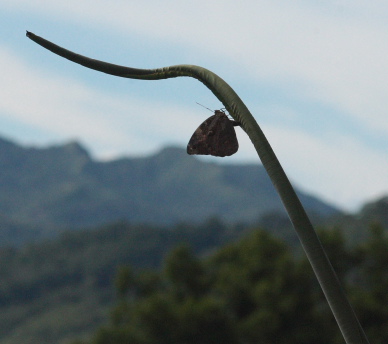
left=187, top=109, right=239, bottom=157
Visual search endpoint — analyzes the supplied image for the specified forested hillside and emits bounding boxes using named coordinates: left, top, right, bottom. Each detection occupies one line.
left=80, top=223, right=388, bottom=344
left=0, top=196, right=387, bottom=343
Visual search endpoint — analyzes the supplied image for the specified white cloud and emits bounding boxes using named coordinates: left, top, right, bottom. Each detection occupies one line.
left=1, top=0, right=387, bottom=209
left=0, top=47, right=125, bottom=143
left=6, top=0, right=387, bottom=138
left=264, top=122, right=388, bottom=210
left=0, top=45, right=203, bottom=157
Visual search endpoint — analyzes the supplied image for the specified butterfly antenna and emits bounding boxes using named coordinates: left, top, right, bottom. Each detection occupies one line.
left=195, top=102, right=213, bottom=113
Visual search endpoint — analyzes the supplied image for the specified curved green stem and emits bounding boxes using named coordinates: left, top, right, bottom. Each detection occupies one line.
left=26, top=31, right=369, bottom=344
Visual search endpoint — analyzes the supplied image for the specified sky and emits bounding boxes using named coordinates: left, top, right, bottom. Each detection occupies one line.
left=0, top=0, right=387, bottom=212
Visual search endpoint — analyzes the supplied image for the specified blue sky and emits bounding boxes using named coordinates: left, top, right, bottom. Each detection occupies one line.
left=1, top=1, right=387, bottom=211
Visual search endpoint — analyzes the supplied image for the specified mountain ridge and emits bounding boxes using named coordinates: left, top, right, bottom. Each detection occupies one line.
left=0, top=137, right=339, bottom=245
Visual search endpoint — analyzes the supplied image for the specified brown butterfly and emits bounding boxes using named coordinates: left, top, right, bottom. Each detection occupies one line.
left=187, top=109, right=240, bottom=157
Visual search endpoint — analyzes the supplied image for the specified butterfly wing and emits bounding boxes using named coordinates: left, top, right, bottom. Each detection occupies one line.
left=187, top=111, right=239, bottom=157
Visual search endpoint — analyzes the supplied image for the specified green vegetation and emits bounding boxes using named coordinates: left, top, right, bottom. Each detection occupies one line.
left=0, top=219, right=246, bottom=344
left=0, top=197, right=387, bottom=344
left=78, top=224, right=388, bottom=344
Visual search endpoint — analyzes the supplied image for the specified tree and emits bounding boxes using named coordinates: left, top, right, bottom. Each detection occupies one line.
left=352, top=223, right=388, bottom=343
left=83, top=229, right=341, bottom=344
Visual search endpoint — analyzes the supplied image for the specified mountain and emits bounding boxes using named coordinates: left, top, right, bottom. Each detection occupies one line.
left=0, top=137, right=339, bottom=245
left=324, top=195, right=388, bottom=245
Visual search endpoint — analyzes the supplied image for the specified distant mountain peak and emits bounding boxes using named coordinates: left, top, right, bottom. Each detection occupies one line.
left=152, top=145, right=186, bottom=159
left=55, top=141, right=91, bottom=160
left=359, top=195, right=388, bottom=222
left=0, top=136, right=23, bottom=154
left=156, top=145, right=186, bottom=155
